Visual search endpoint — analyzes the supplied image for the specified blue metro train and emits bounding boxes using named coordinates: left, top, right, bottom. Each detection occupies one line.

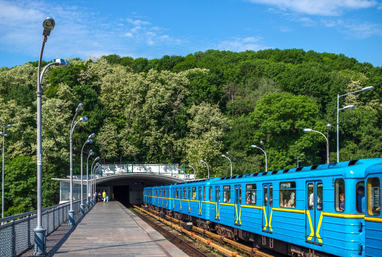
left=144, top=158, right=382, bottom=257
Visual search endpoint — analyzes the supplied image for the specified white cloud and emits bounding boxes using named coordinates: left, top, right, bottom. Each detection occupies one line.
left=319, top=18, right=382, bottom=38
left=246, top=0, right=378, bottom=16
left=216, top=37, right=270, bottom=52
left=126, top=18, right=150, bottom=26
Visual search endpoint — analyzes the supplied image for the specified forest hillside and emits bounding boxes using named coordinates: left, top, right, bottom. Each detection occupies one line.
left=0, top=49, right=381, bottom=216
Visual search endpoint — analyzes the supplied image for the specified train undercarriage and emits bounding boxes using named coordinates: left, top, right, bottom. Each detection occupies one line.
left=149, top=205, right=333, bottom=257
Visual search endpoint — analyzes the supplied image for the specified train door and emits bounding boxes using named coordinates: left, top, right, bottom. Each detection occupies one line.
left=214, top=186, right=221, bottom=220
left=234, top=185, right=242, bottom=225
left=365, top=176, right=382, bottom=257
left=262, top=184, right=273, bottom=232
left=198, top=186, right=202, bottom=215
left=305, top=181, right=323, bottom=244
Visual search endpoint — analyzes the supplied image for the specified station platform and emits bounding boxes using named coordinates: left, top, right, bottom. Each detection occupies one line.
left=21, top=202, right=188, bottom=256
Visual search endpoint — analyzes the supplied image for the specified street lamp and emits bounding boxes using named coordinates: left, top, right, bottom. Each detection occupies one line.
left=297, top=154, right=304, bottom=167
left=86, top=150, right=94, bottom=209
left=80, top=133, right=95, bottom=215
left=337, top=86, right=374, bottom=162
left=69, top=104, right=88, bottom=225
left=221, top=152, right=232, bottom=177
left=35, top=17, right=70, bottom=255
left=90, top=157, right=100, bottom=204
left=303, top=127, right=330, bottom=164
left=93, top=162, right=101, bottom=202
left=251, top=144, right=267, bottom=172
left=0, top=120, right=11, bottom=219
left=200, top=159, right=210, bottom=179
left=188, top=164, right=196, bottom=178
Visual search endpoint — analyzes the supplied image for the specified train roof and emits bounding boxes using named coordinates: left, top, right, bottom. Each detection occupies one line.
left=146, top=158, right=382, bottom=188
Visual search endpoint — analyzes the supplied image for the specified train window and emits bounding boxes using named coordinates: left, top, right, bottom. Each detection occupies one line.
left=183, top=188, right=187, bottom=199
left=192, top=187, right=197, bottom=200
left=223, top=185, right=231, bottom=203
left=176, top=188, right=179, bottom=199
left=209, top=187, right=212, bottom=202
left=269, top=185, right=273, bottom=207
left=264, top=186, right=268, bottom=206
left=307, top=183, right=323, bottom=210
left=335, top=179, right=345, bottom=212
left=198, top=187, right=202, bottom=200
left=317, top=183, right=323, bottom=210
left=203, top=186, right=206, bottom=201
left=356, top=181, right=365, bottom=213
left=246, top=184, right=256, bottom=205
left=188, top=187, right=191, bottom=199
left=216, top=187, right=221, bottom=202
left=280, top=182, right=296, bottom=208
left=367, top=177, right=380, bottom=216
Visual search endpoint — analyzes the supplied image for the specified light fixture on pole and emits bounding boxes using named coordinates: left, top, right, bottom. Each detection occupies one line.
left=200, top=159, right=210, bottom=179
left=188, top=164, right=196, bottom=178
left=303, top=128, right=330, bottom=164
left=251, top=144, right=267, bottom=172
left=90, top=157, right=100, bottom=204
left=34, top=17, right=70, bottom=255
left=297, top=154, right=304, bottom=167
left=86, top=150, right=94, bottom=209
left=0, top=120, right=11, bottom=219
left=69, top=104, right=88, bottom=226
left=337, top=86, right=374, bottom=162
left=221, top=152, right=232, bottom=177
left=80, top=133, right=95, bottom=215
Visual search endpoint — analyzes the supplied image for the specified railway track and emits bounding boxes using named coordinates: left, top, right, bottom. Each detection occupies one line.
left=129, top=206, right=211, bottom=257
left=133, top=205, right=277, bottom=257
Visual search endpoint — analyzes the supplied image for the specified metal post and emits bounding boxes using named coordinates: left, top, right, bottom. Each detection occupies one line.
left=337, top=94, right=339, bottom=163
left=86, top=150, right=93, bottom=209
left=2, top=125, right=5, bottom=219
left=34, top=33, right=48, bottom=256
left=68, top=124, right=75, bottom=225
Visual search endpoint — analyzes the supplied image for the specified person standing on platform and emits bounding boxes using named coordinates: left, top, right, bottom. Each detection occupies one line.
left=102, top=190, right=106, bottom=202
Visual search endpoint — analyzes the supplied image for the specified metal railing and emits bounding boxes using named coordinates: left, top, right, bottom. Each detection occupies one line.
left=0, top=199, right=85, bottom=257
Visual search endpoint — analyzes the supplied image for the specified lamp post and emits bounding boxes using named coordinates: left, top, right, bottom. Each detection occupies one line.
left=221, top=152, right=232, bottom=177
left=0, top=120, right=11, bottom=219
left=90, top=157, right=100, bottom=204
left=80, top=133, right=95, bottom=215
left=251, top=144, right=267, bottom=172
left=69, top=103, right=88, bottom=225
left=93, top=162, right=100, bottom=202
left=86, top=150, right=94, bottom=209
left=200, top=159, right=210, bottom=179
left=297, top=154, right=304, bottom=167
left=34, top=17, right=70, bottom=255
left=303, top=127, right=330, bottom=164
left=188, top=164, right=196, bottom=178
left=337, top=86, right=374, bottom=162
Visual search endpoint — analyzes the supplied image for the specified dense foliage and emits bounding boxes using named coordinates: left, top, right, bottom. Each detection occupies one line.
left=0, top=49, right=381, bottom=216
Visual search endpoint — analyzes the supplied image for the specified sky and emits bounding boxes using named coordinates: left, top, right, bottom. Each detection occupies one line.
left=0, top=0, right=381, bottom=68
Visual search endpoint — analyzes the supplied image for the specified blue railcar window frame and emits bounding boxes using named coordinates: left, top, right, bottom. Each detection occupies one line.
left=216, top=186, right=221, bottom=202
left=245, top=184, right=256, bottom=205
left=356, top=181, right=365, bottom=213
left=367, top=177, right=380, bottom=216
left=279, top=182, right=296, bottom=208
left=223, top=185, right=231, bottom=203
left=335, top=178, right=345, bottom=212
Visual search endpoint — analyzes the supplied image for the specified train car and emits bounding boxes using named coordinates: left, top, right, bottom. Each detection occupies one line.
left=364, top=163, right=382, bottom=257
left=144, top=158, right=382, bottom=257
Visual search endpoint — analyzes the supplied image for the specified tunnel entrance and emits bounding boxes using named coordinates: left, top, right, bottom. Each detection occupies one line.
left=113, top=185, right=130, bottom=206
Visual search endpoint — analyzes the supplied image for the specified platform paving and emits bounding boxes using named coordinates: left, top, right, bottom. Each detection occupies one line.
left=21, top=202, right=188, bottom=256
